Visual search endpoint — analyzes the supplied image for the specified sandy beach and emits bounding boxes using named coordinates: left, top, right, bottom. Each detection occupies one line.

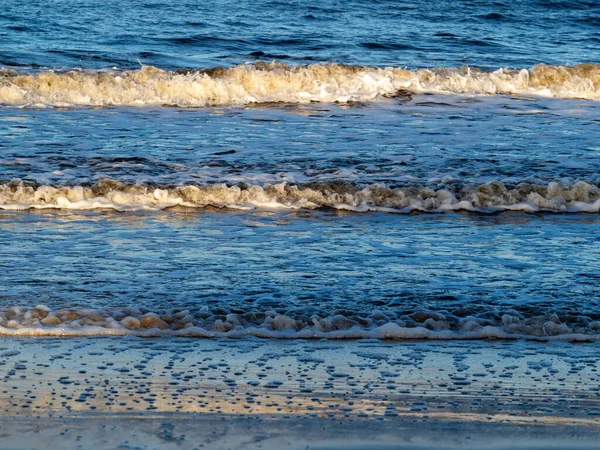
left=1, top=337, right=599, bottom=449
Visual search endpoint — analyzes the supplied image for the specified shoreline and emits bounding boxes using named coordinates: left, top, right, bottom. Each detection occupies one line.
left=2, top=415, right=599, bottom=450
left=1, top=337, right=598, bottom=448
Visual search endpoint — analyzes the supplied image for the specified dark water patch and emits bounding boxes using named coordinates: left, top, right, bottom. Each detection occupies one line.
left=184, top=20, right=207, bottom=28
left=255, top=38, right=309, bottom=47
left=248, top=51, right=290, bottom=60
left=0, top=59, right=40, bottom=68
left=479, top=12, right=505, bottom=20
left=138, top=51, right=163, bottom=59
left=360, top=42, right=415, bottom=51
left=163, top=35, right=249, bottom=47
left=414, top=101, right=461, bottom=108
left=6, top=25, right=43, bottom=32
left=578, top=15, right=600, bottom=25
left=212, top=150, right=237, bottom=156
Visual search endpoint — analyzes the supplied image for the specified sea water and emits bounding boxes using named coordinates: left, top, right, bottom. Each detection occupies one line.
left=1, top=0, right=599, bottom=340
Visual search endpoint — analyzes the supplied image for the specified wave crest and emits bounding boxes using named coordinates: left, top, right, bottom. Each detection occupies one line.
left=1, top=179, right=599, bottom=212
left=0, top=304, right=598, bottom=341
left=1, top=62, right=599, bottom=106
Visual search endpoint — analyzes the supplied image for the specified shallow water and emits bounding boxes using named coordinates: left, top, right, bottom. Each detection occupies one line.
left=1, top=97, right=599, bottom=213
left=1, top=0, right=599, bottom=340
left=0, top=210, right=598, bottom=339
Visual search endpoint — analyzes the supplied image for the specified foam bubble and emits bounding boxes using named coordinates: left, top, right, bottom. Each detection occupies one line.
left=0, top=304, right=598, bottom=341
left=1, top=62, right=600, bottom=107
left=1, top=179, right=599, bottom=213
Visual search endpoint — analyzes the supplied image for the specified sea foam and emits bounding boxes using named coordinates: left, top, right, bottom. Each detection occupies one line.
left=1, top=179, right=599, bottom=213
left=0, top=304, right=598, bottom=341
left=1, top=62, right=600, bottom=107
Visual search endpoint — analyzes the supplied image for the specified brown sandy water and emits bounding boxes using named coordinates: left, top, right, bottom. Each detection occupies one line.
left=0, top=338, right=599, bottom=449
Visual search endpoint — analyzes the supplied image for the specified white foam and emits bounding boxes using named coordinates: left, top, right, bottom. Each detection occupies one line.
left=1, top=179, right=599, bottom=213
left=1, top=62, right=600, bottom=107
left=0, top=305, right=598, bottom=341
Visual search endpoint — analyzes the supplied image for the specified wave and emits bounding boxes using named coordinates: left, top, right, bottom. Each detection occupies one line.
left=1, top=62, right=599, bottom=106
left=1, top=179, right=600, bottom=213
left=0, top=304, right=598, bottom=341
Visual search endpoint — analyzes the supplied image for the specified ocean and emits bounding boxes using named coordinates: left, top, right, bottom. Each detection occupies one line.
left=0, top=2, right=600, bottom=447
left=1, top=0, right=599, bottom=341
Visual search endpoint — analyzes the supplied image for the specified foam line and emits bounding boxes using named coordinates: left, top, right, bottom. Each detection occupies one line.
left=1, top=62, right=599, bottom=107
left=1, top=179, right=599, bottom=213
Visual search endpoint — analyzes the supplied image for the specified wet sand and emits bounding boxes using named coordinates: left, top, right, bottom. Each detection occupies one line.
left=1, top=338, right=599, bottom=449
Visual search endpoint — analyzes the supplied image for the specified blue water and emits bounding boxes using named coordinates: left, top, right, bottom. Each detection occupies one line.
left=0, top=0, right=599, bottom=339
left=2, top=0, right=599, bottom=70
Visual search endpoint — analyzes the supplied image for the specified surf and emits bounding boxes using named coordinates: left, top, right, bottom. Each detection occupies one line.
left=1, top=179, right=599, bottom=213
left=1, top=62, right=599, bottom=107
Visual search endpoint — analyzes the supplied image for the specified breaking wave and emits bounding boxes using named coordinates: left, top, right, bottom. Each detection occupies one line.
left=1, top=62, right=600, bottom=107
left=1, top=179, right=600, bottom=213
left=1, top=304, right=599, bottom=341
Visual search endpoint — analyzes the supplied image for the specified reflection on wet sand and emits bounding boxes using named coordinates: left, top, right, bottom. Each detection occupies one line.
left=1, top=339, right=599, bottom=422
left=1, top=338, right=599, bottom=449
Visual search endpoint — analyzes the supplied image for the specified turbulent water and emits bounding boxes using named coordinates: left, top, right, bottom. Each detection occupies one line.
left=2, top=63, right=600, bottom=107
left=1, top=0, right=599, bottom=340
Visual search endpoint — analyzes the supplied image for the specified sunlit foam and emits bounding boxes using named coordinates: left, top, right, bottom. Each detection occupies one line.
left=1, top=62, right=599, bottom=107
left=1, top=179, right=599, bottom=213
